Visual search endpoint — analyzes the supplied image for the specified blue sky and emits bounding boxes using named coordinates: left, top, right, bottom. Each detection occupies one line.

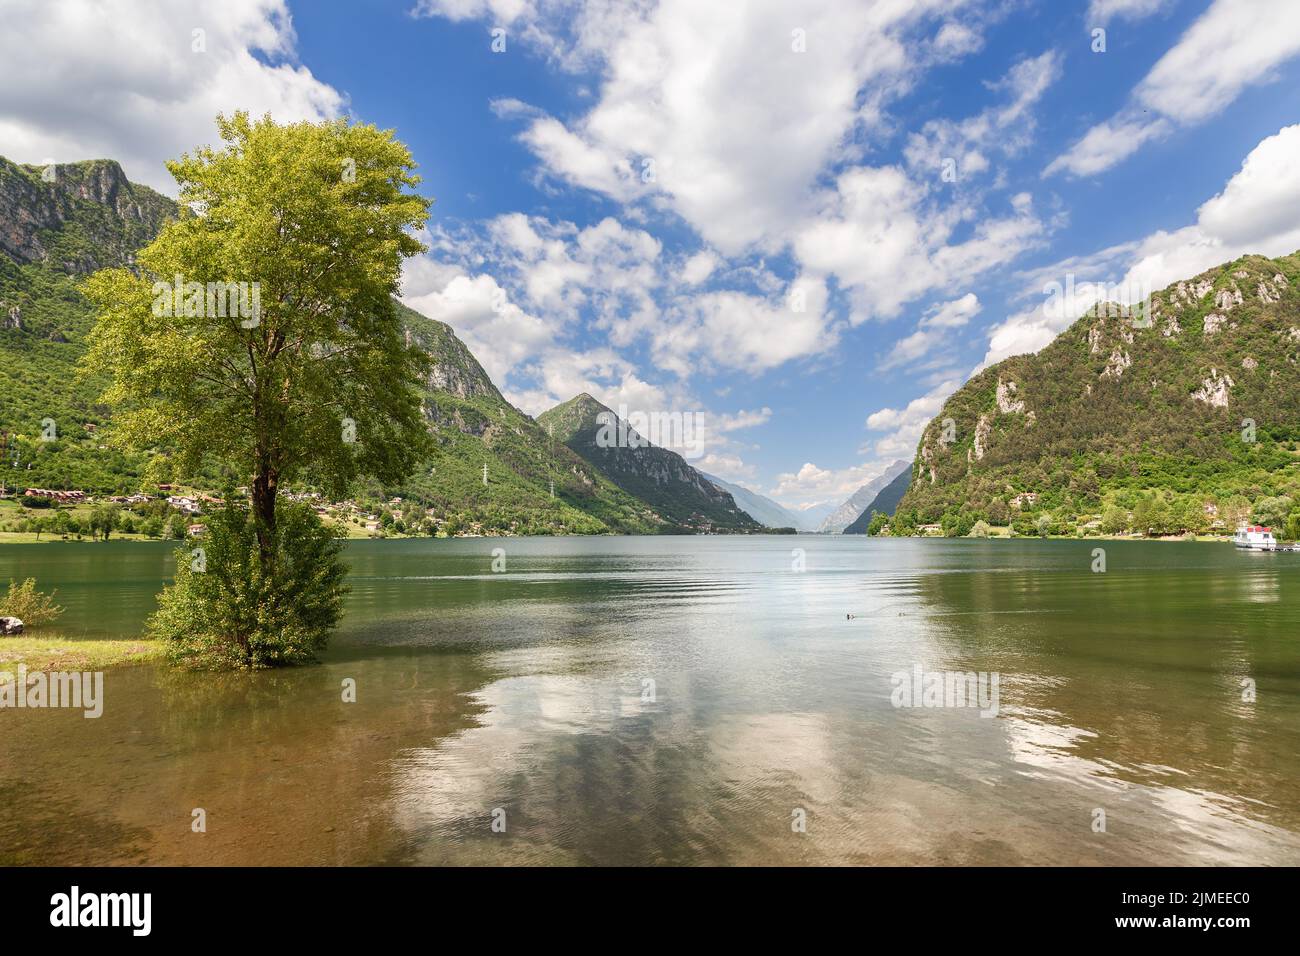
left=3, top=0, right=1300, bottom=512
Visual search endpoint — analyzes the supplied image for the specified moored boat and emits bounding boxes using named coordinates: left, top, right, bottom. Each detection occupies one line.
left=1232, top=524, right=1294, bottom=551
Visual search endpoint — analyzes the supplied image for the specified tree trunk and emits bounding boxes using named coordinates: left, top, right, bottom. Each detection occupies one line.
left=251, top=462, right=279, bottom=567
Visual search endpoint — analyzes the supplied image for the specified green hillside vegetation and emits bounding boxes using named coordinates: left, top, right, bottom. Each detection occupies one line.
left=890, top=252, right=1300, bottom=539
left=385, top=302, right=669, bottom=535
left=0, top=152, right=706, bottom=537
left=1, top=157, right=180, bottom=493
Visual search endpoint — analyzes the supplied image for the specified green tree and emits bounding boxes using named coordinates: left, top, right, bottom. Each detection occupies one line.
left=891, top=509, right=918, bottom=536
left=89, top=503, right=120, bottom=541
left=83, top=113, right=433, bottom=667
left=0, top=578, right=64, bottom=627
left=148, top=503, right=345, bottom=669
left=1147, top=496, right=1175, bottom=536
left=941, top=510, right=974, bottom=537
left=1131, top=495, right=1154, bottom=535
left=1252, top=495, right=1294, bottom=529
left=987, top=498, right=1010, bottom=526
left=1100, top=504, right=1127, bottom=535
left=84, top=112, right=432, bottom=561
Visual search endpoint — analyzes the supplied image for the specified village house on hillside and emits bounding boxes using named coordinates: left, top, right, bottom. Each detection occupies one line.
left=23, top=488, right=87, bottom=502
left=166, top=495, right=202, bottom=515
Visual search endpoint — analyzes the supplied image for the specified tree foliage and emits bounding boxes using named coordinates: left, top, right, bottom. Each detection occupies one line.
left=82, top=113, right=432, bottom=666
left=83, top=112, right=433, bottom=552
left=148, top=502, right=346, bottom=669
left=0, top=578, right=64, bottom=627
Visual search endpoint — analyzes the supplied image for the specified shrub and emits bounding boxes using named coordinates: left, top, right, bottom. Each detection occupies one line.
left=0, top=578, right=64, bottom=627
left=147, top=502, right=348, bottom=670
left=1100, top=504, right=1127, bottom=535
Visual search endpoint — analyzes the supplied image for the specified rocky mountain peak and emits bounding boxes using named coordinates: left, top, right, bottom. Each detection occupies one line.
left=0, top=154, right=175, bottom=273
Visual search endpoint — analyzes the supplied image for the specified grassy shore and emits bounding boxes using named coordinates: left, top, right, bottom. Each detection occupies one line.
left=0, top=635, right=164, bottom=676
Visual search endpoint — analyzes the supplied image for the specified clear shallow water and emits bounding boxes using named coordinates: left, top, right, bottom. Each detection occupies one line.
left=1, top=536, right=1298, bottom=865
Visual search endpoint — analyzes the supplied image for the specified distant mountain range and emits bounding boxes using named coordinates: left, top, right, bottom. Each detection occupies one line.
left=700, top=472, right=806, bottom=530
left=843, top=467, right=911, bottom=534
left=816, top=459, right=911, bottom=533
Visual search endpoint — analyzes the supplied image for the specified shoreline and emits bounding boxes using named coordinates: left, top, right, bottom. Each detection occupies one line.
left=0, top=635, right=164, bottom=677
left=0, top=529, right=1249, bottom=545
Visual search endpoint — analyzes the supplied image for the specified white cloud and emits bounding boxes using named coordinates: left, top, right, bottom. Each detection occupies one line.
left=1042, top=116, right=1171, bottom=178
left=1137, top=0, right=1300, bottom=123
left=665, top=275, right=837, bottom=374
left=1048, top=0, right=1300, bottom=178
left=414, top=0, right=539, bottom=25
left=472, top=0, right=985, bottom=258
left=680, top=249, right=719, bottom=285
left=696, top=453, right=755, bottom=480
left=796, top=168, right=1044, bottom=322
left=1086, top=0, right=1169, bottom=24
left=400, top=272, right=556, bottom=386
left=862, top=379, right=960, bottom=459
left=904, top=50, right=1061, bottom=181
left=508, top=345, right=672, bottom=419
left=715, top=408, right=773, bottom=432
left=879, top=293, right=980, bottom=369
left=927, top=292, right=982, bottom=328
left=932, top=21, right=983, bottom=60
left=433, top=213, right=663, bottom=341
left=1118, top=124, right=1300, bottom=290
left=0, top=0, right=344, bottom=193
left=769, top=458, right=898, bottom=508
left=517, top=115, right=644, bottom=202
left=422, top=0, right=1054, bottom=376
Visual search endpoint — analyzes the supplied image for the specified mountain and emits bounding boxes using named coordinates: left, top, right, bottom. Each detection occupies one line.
left=842, top=467, right=911, bottom=533
left=537, top=394, right=762, bottom=532
left=894, top=252, right=1300, bottom=535
left=816, top=459, right=911, bottom=533
left=792, top=500, right=836, bottom=530
left=0, top=152, right=678, bottom=535
left=391, top=303, right=671, bottom=534
left=1, top=156, right=177, bottom=493
left=701, top=471, right=804, bottom=530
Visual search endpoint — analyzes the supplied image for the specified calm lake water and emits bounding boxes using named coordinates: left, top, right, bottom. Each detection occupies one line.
left=2, top=536, right=1298, bottom=866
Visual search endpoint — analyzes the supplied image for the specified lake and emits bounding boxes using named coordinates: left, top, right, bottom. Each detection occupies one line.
left=2, top=535, right=1298, bottom=865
